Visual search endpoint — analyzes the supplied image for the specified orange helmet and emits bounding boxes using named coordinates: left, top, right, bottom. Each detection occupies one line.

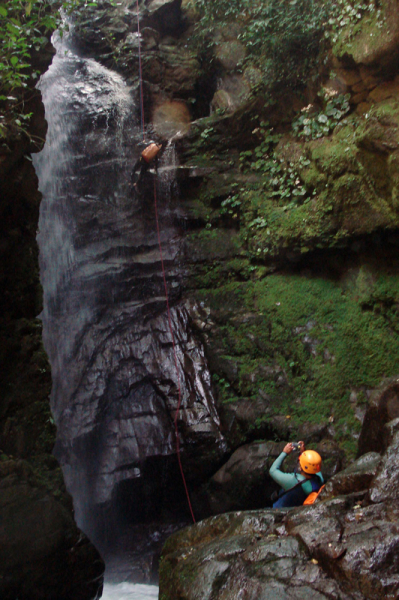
left=299, top=450, right=322, bottom=474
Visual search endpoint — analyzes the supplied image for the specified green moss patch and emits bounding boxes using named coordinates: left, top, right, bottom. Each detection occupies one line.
left=191, top=265, right=399, bottom=458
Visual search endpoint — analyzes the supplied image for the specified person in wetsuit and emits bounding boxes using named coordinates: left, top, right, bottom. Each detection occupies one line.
left=131, top=141, right=163, bottom=192
left=269, top=442, right=323, bottom=508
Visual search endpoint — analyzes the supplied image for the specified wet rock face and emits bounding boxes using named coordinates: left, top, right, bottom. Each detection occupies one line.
left=160, top=509, right=362, bottom=600
left=56, top=302, right=227, bottom=513
left=369, top=418, right=399, bottom=503
left=285, top=499, right=399, bottom=599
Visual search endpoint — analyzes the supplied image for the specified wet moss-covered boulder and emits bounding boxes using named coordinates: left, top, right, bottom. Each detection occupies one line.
left=332, top=0, right=399, bottom=71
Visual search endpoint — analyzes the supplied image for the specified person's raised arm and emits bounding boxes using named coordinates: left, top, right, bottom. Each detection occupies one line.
left=269, top=443, right=298, bottom=491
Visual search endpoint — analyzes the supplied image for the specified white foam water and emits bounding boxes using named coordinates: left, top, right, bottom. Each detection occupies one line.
left=102, top=582, right=159, bottom=599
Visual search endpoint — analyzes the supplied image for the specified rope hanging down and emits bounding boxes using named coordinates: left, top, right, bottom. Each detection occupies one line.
left=135, top=0, right=196, bottom=523
left=153, top=180, right=196, bottom=523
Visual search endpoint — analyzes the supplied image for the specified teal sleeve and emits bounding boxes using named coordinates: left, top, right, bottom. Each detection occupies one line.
left=269, top=452, right=300, bottom=490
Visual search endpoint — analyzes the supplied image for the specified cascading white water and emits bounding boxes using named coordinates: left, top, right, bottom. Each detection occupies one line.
left=102, top=582, right=158, bottom=599
left=33, top=29, right=165, bottom=593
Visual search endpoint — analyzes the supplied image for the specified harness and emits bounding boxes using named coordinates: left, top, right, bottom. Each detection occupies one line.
left=272, top=475, right=322, bottom=508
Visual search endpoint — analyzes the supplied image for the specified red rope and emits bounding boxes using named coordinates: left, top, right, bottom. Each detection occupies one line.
left=153, top=179, right=196, bottom=524
left=136, top=0, right=145, bottom=142
left=135, top=0, right=194, bottom=522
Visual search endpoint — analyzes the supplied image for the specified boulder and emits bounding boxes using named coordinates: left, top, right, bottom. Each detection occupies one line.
left=369, top=76, right=399, bottom=103
left=160, top=509, right=358, bottom=600
left=285, top=498, right=399, bottom=599
left=369, top=418, right=399, bottom=503
left=144, top=44, right=201, bottom=97
left=217, top=395, right=275, bottom=447
left=0, top=460, right=104, bottom=600
left=334, top=0, right=399, bottom=71
left=321, top=452, right=382, bottom=500
left=211, top=75, right=251, bottom=114
left=143, top=0, right=183, bottom=36
left=161, top=488, right=399, bottom=599
left=215, top=41, right=246, bottom=71
left=357, top=376, right=399, bottom=456
left=194, top=441, right=281, bottom=515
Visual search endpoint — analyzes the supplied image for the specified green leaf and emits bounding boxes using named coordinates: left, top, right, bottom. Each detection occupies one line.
left=10, top=56, right=18, bottom=66
left=0, top=5, right=8, bottom=17
left=7, top=23, right=20, bottom=35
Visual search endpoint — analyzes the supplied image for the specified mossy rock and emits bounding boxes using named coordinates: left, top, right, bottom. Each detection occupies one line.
left=333, top=0, right=399, bottom=70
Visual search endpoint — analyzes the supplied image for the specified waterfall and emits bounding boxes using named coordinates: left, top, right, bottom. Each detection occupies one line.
left=34, top=23, right=226, bottom=585
left=101, top=583, right=158, bottom=599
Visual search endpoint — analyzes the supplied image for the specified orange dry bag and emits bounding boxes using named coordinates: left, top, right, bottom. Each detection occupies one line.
left=303, top=484, right=325, bottom=505
left=141, top=143, right=161, bottom=163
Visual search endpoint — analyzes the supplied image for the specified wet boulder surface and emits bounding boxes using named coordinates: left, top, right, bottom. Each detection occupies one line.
left=321, top=451, right=382, bottom=500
